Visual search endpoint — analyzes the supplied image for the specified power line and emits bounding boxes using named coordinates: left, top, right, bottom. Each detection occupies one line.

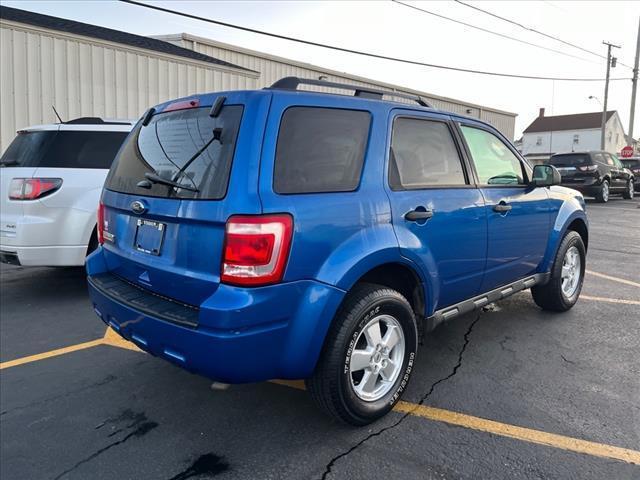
left=120, top=0, right=631, bottom=82
left=392, top=0, right=598, bottom=65
left=454, top=0, right=633, bottom=70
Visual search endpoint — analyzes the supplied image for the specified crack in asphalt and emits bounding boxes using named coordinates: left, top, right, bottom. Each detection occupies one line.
left=1, top=374, right=117, bottom=418
left=52, top=412, right=157, bottom=480
left=319, top=313, right=482, bottom=480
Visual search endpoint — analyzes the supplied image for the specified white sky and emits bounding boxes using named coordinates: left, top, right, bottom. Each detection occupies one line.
left=4, top=0, right=640, bottom=139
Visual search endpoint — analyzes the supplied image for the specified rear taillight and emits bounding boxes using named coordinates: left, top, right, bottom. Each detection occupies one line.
left=221, top=214, right=293, bottom=286
left=97, top=202, right=105, bottom=245
left=8, top=178, right=62, bottom=200
left=578, top=165, right=598, bottom=172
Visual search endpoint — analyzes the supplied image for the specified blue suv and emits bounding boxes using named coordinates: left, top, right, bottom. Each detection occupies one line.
left=87, top=77, right=588, bottom=425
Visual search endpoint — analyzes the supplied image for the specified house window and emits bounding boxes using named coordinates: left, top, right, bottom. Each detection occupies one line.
left=536, top=136, right=542, bottom=146
left=616, top=133, right=619, bottom=144
left=573, top=134, right=579, bottom=144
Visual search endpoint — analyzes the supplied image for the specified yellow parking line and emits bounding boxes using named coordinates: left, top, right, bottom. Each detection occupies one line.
left=3, top=330, right=640, bottom=465
left=393, top=402, right=640, bottom=465
left=581, top=295, right=640, bottom=306
left=102, top=326, right=142, bottom=352
left=271, top=380, right=639, bottom=465
left=0, top=327, right=140, bottom=370
left=586, top=270, right=640, bottom=288
left=0, top=339, right=104, bottom=370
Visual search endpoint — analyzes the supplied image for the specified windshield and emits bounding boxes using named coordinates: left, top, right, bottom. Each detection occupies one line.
left=1, top=130, right=129, bottom=168
left=105, top=105, right=243, bottom=199
left=548, top=154, right=591, bottom=166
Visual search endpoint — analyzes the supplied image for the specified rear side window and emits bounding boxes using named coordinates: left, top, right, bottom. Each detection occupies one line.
left=274, top=107, right=371, bottom=194
left=622, top=159, right=640, bottom=169
left=1, top=131, right=128, bottom=169
left=460, top=126, right=524, bottom=185
left=390, top=118, right=466, bottom=189
left=548, top=154, right=590, bottom=166
left=106, top=105, right=243, bottom=199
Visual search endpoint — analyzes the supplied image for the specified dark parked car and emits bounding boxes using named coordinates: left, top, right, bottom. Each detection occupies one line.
left=548, top=151, right=635, bottom=202
left=620, top=157, right=640, bottom=192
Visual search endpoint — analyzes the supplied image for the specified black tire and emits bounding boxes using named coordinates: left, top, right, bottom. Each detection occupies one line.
left=531, top=231, right=586, bottom=312
left=306, top=283, right=418, bottom=426
left=595, top=179, right=609, bottom=203
left=86, top=228, right=99, bottom=258
left=622, top=179, right=634, bottom=200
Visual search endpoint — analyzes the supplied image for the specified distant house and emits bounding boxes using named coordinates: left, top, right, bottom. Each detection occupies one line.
left=521, top=108, right=627, bottom=164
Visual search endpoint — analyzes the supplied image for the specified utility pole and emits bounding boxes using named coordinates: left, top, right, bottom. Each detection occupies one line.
left=601, top=41, right=620, bottom=150
left=628, top=18, right=640, bottom=146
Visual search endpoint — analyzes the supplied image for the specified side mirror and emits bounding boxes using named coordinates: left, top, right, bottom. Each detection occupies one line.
left=531, top=164, right=561, bottom=187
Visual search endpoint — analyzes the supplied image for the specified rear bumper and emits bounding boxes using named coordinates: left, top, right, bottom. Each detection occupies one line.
left=0, top=244, right=87, bottom=266
left=559, top=178, right=602, bottom=196
left=86, top=247, right=345, bottom=383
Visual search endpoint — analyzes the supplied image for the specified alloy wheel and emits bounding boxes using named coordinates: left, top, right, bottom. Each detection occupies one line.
left=349, top=314, right=405, bottom=402
left=561, top=246, right=582, bottom=298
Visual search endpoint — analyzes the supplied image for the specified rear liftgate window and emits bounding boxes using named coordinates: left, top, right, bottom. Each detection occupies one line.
left=274, top=107, right=371, bottom=194
left=0, top=131, right=129, bottom=169
left=106, top=105, right=243, bottom=199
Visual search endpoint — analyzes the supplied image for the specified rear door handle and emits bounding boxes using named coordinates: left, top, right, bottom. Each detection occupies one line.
left=405, top=209, right=434, bottom=222
left=493, top=202, right=512, bottom=213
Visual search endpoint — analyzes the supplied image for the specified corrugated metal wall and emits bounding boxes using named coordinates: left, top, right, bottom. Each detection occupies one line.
left=0, top=21, right=257, bottom=152
left=157, top=34, right=516, bottom=139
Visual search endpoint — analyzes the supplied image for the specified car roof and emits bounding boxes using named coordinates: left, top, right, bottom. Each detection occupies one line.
left=150, top=87, right=502, bottom=137
left=19, top=117, right=135, bottom=133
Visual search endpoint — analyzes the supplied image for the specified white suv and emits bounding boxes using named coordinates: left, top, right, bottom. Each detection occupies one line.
left=0, top=117, right=133, bottom=266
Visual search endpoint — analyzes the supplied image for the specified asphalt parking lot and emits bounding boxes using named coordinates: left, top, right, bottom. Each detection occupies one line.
left=1, top=199, right=639, bottom=480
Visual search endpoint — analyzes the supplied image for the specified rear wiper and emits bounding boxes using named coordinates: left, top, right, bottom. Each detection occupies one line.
left=170, top=127, right=223, bottom=185
left=139, top=172, right=199, bottom=192
left=0, top=160, right=19, bottom=167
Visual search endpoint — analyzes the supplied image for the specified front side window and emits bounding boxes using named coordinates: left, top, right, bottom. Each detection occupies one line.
left=390, top=118, right=466, bottom=189
left=106, top=105, right=243, bottom=199
left=274, top=107, right=371, bottom=194
left=460, top=126, right=524, bottom=185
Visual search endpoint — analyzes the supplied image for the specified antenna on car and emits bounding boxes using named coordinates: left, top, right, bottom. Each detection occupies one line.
left=52, top=105, right=65, bottom=124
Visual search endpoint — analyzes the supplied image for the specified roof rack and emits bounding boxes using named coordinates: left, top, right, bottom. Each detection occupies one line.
left=269, top=76, right=432, bottom=108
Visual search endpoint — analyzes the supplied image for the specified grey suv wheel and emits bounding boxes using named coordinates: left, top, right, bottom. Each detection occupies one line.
left=306, top=283, right=418, bottom=425
left=622, top=179, right=634, bottom=200
left=532, top=231, right=586, bottom=312
left=595, top=179, right=609, bottom=203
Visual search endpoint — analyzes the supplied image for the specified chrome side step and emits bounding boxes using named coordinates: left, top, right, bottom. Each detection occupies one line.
left=425, top=272, right=550, bottom=332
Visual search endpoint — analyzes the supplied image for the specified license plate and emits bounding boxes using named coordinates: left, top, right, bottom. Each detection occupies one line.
left=134, top=219, right=165, bottom=256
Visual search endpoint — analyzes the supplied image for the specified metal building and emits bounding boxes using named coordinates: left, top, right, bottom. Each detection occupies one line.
left=0, top=7, right=258, bottom=151
left=0, top=6, right=516, bottom=153
left=156, top=32, right=517, bottom=137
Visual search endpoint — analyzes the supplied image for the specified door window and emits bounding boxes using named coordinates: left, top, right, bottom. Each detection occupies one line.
left=389, top=118, right=467, bottom=189
left=603, top=153, right=615, bottom=166
left=460, top=126, right=524, bottom=185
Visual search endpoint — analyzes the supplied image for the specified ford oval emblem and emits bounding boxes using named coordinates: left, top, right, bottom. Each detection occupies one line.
left=130, top=200, right=147, bottom=215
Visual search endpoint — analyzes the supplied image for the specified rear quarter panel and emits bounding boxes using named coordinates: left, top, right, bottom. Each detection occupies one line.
left=257, top=93, right=411, bottom=291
